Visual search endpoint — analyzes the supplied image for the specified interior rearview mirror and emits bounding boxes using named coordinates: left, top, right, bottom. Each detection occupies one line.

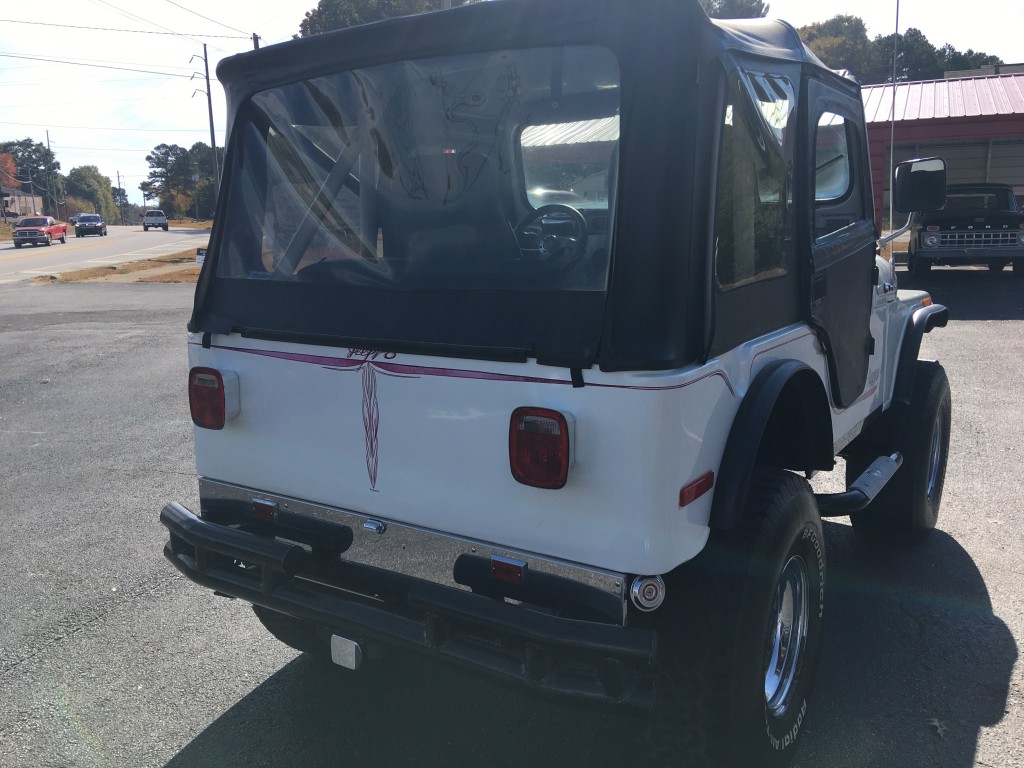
left=892, top=157, right=946, bottom=213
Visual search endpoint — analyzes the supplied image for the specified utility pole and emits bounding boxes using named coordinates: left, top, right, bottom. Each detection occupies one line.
left=27, top=166, right=37, bottom=214
left=203, top=45, right=221, bottom=190
left=192, top=45, right=222, bottom=194
left=45, top=130, right=57, bottom=218
left=887, top=0, right=900, bottom=234
left=117, top=171, right=126, bottom=226
left=252, top=33, right=260, bottom=49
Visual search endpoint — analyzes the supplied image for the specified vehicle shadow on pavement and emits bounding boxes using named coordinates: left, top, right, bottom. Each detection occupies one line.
left=163, top=525, right=1014, bottom=768
left=898, top=267, right=1024, bottom=321
left=162, top=631, right=641, bottom=767
left=793, top=522, right=1016, bottom=768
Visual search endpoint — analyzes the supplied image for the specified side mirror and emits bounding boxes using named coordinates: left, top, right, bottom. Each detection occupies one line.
left=893, top=157, right=946, bottom=213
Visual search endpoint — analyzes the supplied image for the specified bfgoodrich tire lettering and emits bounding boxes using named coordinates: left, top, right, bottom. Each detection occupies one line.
left=847, top=360, right=950, bottom=543
left=647, top=468, right=825, bottom=768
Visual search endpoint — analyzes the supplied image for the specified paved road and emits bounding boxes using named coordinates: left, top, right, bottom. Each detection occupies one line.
left=0, top=225, right=209, bottom=285
left=0, top=270, right=1019, bottom=767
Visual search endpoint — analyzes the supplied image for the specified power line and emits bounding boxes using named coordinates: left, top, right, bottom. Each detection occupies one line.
left=0, top=75, right=178, bottom=86
left=84, top=0, right=204, bottom=46
left=162, top=0, right=249, bottom=36
left=0, top=50, right=196, bottom=73
left=0, top=53, right=192, bottom=78
left=50, top=146, right=155, bottom=152
left=2, top=19, right=248, bottom=38
left=0, top=120, right=209, bottom=133
left=0, top=167, right=31, bottom=185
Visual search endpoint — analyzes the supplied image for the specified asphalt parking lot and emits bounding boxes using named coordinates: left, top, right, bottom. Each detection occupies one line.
left=0, top=270, right=1020, bottom=767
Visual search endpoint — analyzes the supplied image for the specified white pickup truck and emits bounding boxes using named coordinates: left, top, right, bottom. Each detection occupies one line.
left=160, top=2, right=950, bottom=765
left=142, top=209, right=168, bottom=231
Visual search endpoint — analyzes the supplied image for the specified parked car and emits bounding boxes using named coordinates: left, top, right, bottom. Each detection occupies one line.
left=69, top=214, right=80, bottom=225
left=159, top=2, right=951, bottom=766
left=907, top=182, right=1024, bottom=276
left=143, top=210, right=169, bottom=231
left=12, top=216, right=67, bottom=248
left=75, top=213, right=107, bottom=238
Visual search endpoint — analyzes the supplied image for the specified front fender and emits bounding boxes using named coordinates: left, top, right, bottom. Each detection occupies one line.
left=893, top=303, right=948, bottom=406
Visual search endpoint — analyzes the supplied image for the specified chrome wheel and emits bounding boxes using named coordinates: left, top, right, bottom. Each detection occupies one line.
left=764, top=554, right=809, bottom=717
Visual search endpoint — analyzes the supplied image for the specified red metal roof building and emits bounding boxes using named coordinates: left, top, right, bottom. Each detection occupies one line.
left=861, top=73, right=1024, bottom=225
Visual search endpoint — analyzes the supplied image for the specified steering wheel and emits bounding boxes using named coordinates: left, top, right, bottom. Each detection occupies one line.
left=513, top=204, right=589, bottom=274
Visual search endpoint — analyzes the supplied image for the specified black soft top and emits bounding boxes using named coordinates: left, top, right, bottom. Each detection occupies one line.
left=215, top=3, right=827, bottom=128
left=194, top=0, right=836, bottom=371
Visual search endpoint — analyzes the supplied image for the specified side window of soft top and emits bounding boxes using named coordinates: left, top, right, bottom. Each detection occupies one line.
left=813, top=111, right=867, bottom=240
left=714, top=71, right=794, bottom=290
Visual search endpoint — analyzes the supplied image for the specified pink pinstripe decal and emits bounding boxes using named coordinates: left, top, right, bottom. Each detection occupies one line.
left=200, top=343, right=737, bottom=395
left=750, top=331, right=816, bottom=366
left=192, top=342, right=739, bottom=488
left=362, top=365, right=380, bottom=490
left=848, top=384, right=879, bottom=408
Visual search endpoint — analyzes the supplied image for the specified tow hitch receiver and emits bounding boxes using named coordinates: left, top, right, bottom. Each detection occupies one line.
left=331, top=634, right=363, bottom=670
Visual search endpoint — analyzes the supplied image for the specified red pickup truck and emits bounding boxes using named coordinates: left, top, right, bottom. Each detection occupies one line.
left=13, top=216, right=68, bottom=248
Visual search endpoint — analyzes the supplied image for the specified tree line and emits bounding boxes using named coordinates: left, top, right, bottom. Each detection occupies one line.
left=139, top=142, right=222, bottom=221
left=299, top=0, right=1002, bottom=84
left=0, top=138, right=222, bottom=224
left=701, top=1, right=1001, bottom=83
left=799, top=16, right=1001, bottom=84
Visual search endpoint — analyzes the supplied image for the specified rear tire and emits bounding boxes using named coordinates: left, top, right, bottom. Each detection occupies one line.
left=847, top=360, right=950, bottom=543
left=59, top=232, right=66, bottom=243
left=648, top=469, right=825, bottom=768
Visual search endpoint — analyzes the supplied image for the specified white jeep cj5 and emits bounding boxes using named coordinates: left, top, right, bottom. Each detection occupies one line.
left=161, top=1, right=951, bottom=765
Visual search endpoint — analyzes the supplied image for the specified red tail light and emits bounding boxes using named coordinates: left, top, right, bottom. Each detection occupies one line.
left=189, top=367, right=227, bottom=429
left=491, top=555, right=527, bottom=585
left=509, top=407, right=571, bottom=489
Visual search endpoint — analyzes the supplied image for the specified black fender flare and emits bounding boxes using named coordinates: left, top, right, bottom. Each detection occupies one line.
left=893, top=303, right=948, bottom=406
left=710, top=359, right=833, bottom=530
